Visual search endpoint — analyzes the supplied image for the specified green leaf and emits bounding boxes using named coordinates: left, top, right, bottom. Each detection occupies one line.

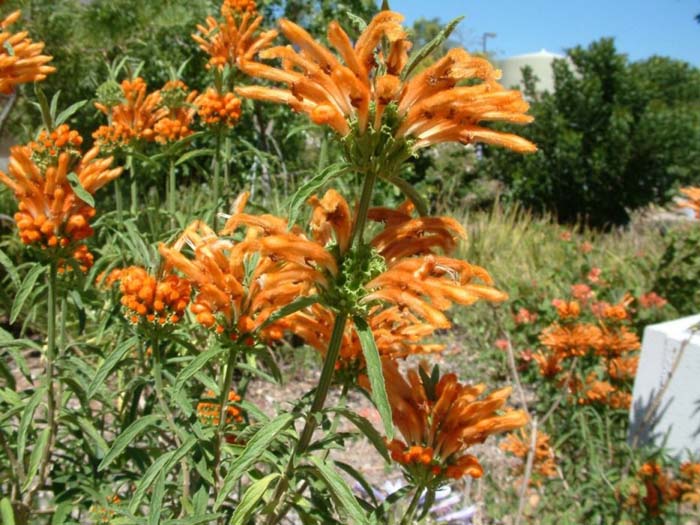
left=10, top=264, right=44, bottom=324
left=98, top=414, right=161, bottom=472
left=18, top=385, right=46, bottom=463
left=353, top=316, right=394, bottom=440
left=345, top=11, right=368, bottom=33
left=23, top=427, right=50, bottom=491
left=66, top=172, right=95, bottom=207
left=87, top=336, right=138, bottom=398
left=229, top=473, right=280, bottom=525
left=54, top=100, right=87, bottom=126
left=164, top=516, right=223, bottom=525
left=327, top=408, right=390, bottom=462
left=34, top=84, right=52, bottom=131
left=175, top=148, right=215, bottom=166
left=0, top=248, right=20, bottom=288
left=148, top=470, right=166, bottom=525
left=51, top=503, right=72, bottom=525
left=382, top=174, right=429, bottom=216
left=49, top=91, right=60, bottom=123
left=308, top=456, right=369, bottom=525
left=214, top=413, right=294, bottom=510
left=76, top=417, right=109, bottom=457
left=402, top=16, right=464, bottom=80
left=174, top=346, right=226, bottom=392
left=3, top=41, right=14, bottom=56
left=335, top=461, right=379, bottom=507
left=261, top=295, right=320, bottom=329
left=0, top=498, right=15, bottom=525
left=286, top=163, right=349, bottom=227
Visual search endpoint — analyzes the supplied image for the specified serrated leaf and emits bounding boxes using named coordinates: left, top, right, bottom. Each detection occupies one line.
left=67, top=172, right=95, bottom=207
left=23, top=427, right=50, bottom=491
left=261, top=295, right=319, bottom=329
left=286, top=163, right=349, bottom=227
left=0, top=248, right=20, bottom=287
left=10, top=264, right=44, bottom=324
left=353, top=317, right=394, bottom=440
left=308, top=456, right=369, bottom=525
left=402, top=16, right=464, bottom=80
left=98, top=414, right=161, bottom=471
left=344, top=11, right=368, bottom=33
left=18, top=385, right=46, bottom=463
left=87, top=336, right=138, bottom=398
left=0, top=498, right=15, bottom=525
left=174, top=346, right=226, bottom=392
left=214, top=413, right=294, bottom=510
left=229, top=473, right=280, bottom=525
left=327, top=407, right=390, bottom=462
left=54, top=100, right=87, bottom=126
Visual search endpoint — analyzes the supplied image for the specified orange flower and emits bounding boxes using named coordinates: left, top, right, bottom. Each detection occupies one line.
left=639, top=292, right=667, bottom=310
left=514, top=307, right=537, bottom=325
left=595, top=325, right=640, bottom=357
left=160, top=200, right=331, bottom=338
left=93, top=77, right=166, bottom=147
left=197, top=389, right=243, bottom=426
left=28, top=124, right=83, bottom=161
left=570, top=283, right=593, bottom=303
left=578, top=373, right=615, bottom=405
left=635, top=462, right=682, bottom=516
left=0, top=10, right=55, bottom=94
left=192, top=3, right=277, bottom=71
left=0, top=142, right=121, bottom=262
left=195, top=88, right=242, bottom=127
left=679, top=462, right=700, bottom=504
left=380, top=360, right=527, bottom=482
left=554, top=300, right=580, bottom=320
left=236, top=11, right=535, bottom=155
left=532, top=349, right=563, bottom=378
left=607, top=355, right=639, bottom=382
left=678, top=186, right=700, bottom=219
left=154, top=80, right=197, bottom=144
left=500, top=429, right=557, bottom=483
left=539, top=323, right=601, bottom=358
left=105, top=266, right=190, bottom=326
left=587, top=267, right=602, bottom=284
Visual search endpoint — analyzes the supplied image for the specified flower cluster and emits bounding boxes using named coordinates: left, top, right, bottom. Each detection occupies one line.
left=0, top=10, right=55, bottom=94
left=154, top=80, right=197, bottom=144
left=500, top=429, right=557, bottom=485
left=626, top=461, right=700, bottom=517
left=28, top=124, right=83, bottom=166
left=196, top=389, right=244, bottom=426
left=195, top=88, right=242, bottom=127
left=236, top=10, right=536, bottom=172
left=105, top=266, right=191, bottom=326
left=0, top=137, right=121, bottom=266
left=382, top=360, right=527, bottom=483
left=192, top=2, right=277, bottom=71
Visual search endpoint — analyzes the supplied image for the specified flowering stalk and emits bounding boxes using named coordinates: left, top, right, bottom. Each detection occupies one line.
left=128, top=154, right=138, bottom=215
left=212, top=130, right=222, bottom=230
left=168, top=158, right=176, bottom=227
left=214, top=342, right=239, bottom=491
left=401, top=485, right=426, bottom=525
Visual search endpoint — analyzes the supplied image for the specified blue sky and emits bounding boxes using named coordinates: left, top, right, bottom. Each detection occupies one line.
left=385, top=0, right=699, bottom=65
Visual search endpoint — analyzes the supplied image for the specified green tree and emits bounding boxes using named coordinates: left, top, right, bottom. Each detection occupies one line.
left=483, top=39, right=700, bottom=227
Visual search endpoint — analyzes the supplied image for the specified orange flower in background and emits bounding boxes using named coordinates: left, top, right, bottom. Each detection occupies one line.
left=514, top=307, right=537, bottom=325
left=93, top=77, right=166, bottom=147
left=607, top=355, right=639, bottom=382
left=236, top=11, right=536, bottom=154
left=381, top=360, right=527, bottom=481
left=500, top=429, right=557, bottom=484
left=539, top=322, right=601, bottom=358
left=154, top=80, right=197, bottom=144
left=0, top=142, right=121, bottom=262
left=595, top=325, right=640, bottom=357
left=532, top=349, right=563, bottom=378
left=195, top=88, right=242, bottom=127
left=553, top=300, right=581, bottom=320
left=192, top=2, right=277, bottom=71
left=105, top=266, right=190, bottom=326
left=678, top=186, right=700, bottom=219
left=639, top=291, right=667, bottom=310
left=197, top=389, right=244, bottom=426
left=571, top=283, right=594, bottom=303
left=0, top=10, right=55, bottom=94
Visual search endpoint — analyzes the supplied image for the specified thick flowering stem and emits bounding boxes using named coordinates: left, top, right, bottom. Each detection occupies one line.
left=128, top=154, right=138, bottom=215
left=214, top=342, right=239, bottom=493
left=401, top=485, right=425, bottom=525
left=168, top=159, right=177, bottom=228
left=212, top=130, right=222, bottom=230
left=349, top=167, right=379, bottom=247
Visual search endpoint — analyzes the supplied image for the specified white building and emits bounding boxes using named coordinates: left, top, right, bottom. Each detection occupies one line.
left=496, top=49, right=568, bottom=93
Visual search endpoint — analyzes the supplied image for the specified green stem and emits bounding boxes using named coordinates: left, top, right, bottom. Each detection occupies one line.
left=26, top=261, right=58, bottom=505
left=151, top=335, right=191, bottom=509
left=223, top=136, right=231, bottom=188
left=401, top=486, right=424, bottom=525
left=114, top=178, right=123, bottom=220
left=349, top=168, right=379, bottom=247
left=213, top=131, right=222, bottom=230
left=214, top=343, right=238, bottom=492
left=128, top=155, right=138, bottom=216
left=168, top=159, right=176, bottom=228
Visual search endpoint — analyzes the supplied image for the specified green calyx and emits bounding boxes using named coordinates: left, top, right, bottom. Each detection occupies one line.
left=325, top=243, right=386, bottom=316
left=95, top=79, right=124, bottom=108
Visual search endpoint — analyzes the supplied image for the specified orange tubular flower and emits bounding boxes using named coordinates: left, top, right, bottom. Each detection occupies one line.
left=105, top=266, right=190, bottom=326
left=195, top=88, right=242, bottom=127
left=382, top=360, right=527, bottom=482
left=678, top=187, right=700, bottom=219
left=236, top=11, right=536, bottom=155
left=154, top=80, right=198, bottom=144
left=539, top=322, right=601, bottom=358
left=500, top=429, right=557, bottom=484
left=0, top=142, right=121, bottom=262
left=93, top=77, right=166, bottom=147
left=192, top=3, right=277, bottom=71
left=0, top=10, right=55, bottom=94
left=197, top=389, right=243, bottom=426
left=159, top=206, right=331, bottom=339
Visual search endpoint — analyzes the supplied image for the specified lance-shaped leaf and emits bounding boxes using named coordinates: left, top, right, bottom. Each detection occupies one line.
left=98, top=414, right=161, bottom=471
left=229, top=473, right=280, bottom=525
left=402, top=16, right=464, bottom=80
